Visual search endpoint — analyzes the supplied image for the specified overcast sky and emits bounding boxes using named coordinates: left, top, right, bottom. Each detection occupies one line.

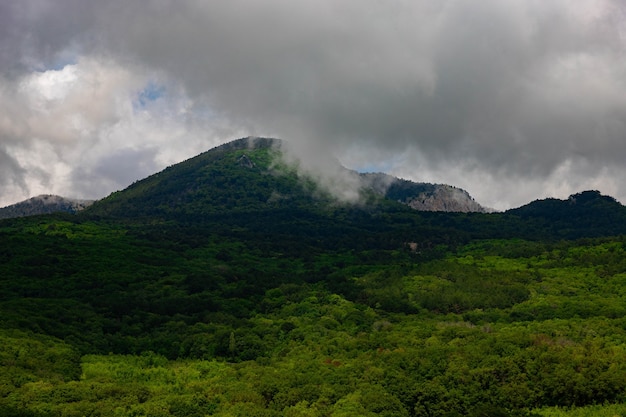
left=1, top=0, right=625, bottom=210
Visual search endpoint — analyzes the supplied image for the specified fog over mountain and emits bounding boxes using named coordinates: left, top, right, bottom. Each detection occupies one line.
left=1, top=1, right=625, bottom=210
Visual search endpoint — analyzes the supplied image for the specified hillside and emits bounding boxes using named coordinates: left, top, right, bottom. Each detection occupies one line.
left=505, top=190, right=626, bottom=239
left=2, top=138, right=626, bottom=416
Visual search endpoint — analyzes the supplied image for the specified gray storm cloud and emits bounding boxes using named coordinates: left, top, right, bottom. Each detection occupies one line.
left=1, top=0, right=625, bottom=209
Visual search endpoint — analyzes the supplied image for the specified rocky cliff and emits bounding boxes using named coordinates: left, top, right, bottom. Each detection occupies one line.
left=360, top=172, right=487, bottom=213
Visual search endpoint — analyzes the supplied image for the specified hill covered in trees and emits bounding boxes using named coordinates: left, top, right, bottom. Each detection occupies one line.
left=2, top=138, right=626, bottom=417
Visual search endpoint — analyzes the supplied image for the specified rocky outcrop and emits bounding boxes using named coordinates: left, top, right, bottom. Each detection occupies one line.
left=237, top=154, right=256, bottom=169
left=403, top=184, right=486, bottom=212
left=360, top=172, right=487, bottom=213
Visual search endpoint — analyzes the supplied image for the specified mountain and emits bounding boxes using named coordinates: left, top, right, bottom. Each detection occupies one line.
left=82, top=137, right=625, bottom=242
left=0, top=194, right=94, bottom=219
left=84, top=137, right=323, bottom=219
left=85, top=137, right=486, bottom=219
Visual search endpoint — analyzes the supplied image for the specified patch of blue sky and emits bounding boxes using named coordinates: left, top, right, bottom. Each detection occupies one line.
left=31, top=45, right=80, bottom=72
left=353, top=160, right=395, bottom=174
left=134, top=81, right=166, bottom=110
left=49, top=54, right=78, bottom=71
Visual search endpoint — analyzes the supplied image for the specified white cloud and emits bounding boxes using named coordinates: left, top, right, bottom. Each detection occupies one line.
left=0, top=56, right=239, bottom=206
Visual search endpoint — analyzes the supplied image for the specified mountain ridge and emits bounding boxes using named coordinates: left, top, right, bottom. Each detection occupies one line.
left=83, top=137, right=489, bottom=219
left=0, top=194, right=94, bottom=220
left=2, top=138, right=624, bottom=220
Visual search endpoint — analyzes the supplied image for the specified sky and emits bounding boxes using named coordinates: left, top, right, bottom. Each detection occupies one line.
left=1, top=0, right=625, bottom=210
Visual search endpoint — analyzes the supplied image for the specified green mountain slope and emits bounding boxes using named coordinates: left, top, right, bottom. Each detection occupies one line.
left=85, top=137, right=317, bottom=218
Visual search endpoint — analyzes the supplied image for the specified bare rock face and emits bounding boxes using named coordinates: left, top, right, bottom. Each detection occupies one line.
left=237, top=154, right=256, bottom=169
left=360, top=172, right=487, bottom=213
left=0, top=195, right=94, bottom=219
left=404, top=185, right=486, bottom=213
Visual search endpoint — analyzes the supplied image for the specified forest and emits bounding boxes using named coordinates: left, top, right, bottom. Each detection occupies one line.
left=2, top=139, right=626, bottom=416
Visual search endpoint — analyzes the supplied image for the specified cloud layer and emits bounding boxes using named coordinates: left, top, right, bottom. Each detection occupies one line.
left=1, top=0, right=625, bottom=209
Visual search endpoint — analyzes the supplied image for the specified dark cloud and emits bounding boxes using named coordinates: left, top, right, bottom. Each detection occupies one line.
left=101, top=3, right=623, bottom=155
left=1, top=0, right=625, bottom=209
left=0, top=148, right=29, bottom=201
left=71, top=147, right=160, bottom=199
left=0, top=1, right=96, bottom=75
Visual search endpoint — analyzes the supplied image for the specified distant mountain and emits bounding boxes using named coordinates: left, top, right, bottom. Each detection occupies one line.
left=0, top=194, right=94, bottom=219
left=507, top=190, right=623, bottom=218
left=360, top=172, right=487, bottom=213
left=85, top=137, right=486, bottom=219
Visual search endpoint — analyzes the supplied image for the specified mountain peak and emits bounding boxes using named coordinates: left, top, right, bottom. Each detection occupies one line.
left=212, top=136, right=282, bottom=153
